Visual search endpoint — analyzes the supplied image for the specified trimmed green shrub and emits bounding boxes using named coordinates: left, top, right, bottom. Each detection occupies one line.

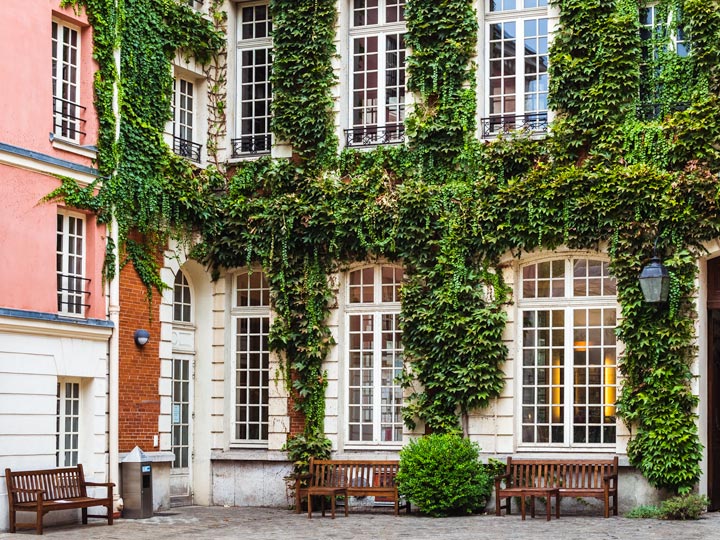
left=659, top=494, right=709, bottom=520
left=626, top=505, right=664, bottom=519
left=625, top=494, right=709, bottom=520
left=396, top=433, right=493, bottom=517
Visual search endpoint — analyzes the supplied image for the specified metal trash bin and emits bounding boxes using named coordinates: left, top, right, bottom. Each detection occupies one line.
left=121, top=446, right=153, bottom=518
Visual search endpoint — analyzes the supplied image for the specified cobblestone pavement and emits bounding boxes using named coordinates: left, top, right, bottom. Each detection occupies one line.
left=2, top=505, right=720, bottom=540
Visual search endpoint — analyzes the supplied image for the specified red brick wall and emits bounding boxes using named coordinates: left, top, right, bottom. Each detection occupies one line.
left=118, top=256, right=162, bottom=453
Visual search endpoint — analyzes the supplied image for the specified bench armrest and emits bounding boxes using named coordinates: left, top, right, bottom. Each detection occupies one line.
left=293, top=473, right=313, bottom=489
left=85, top=481, right=116, bottom=487
left=9, top=487, right=44, bottom=495
left=602, top=472, right=618, bottom=485
left=494, top=473, right=510, bottom=489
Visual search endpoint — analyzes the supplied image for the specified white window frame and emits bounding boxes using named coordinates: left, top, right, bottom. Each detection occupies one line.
left=174, top=78, right=195, bottom=141
left=173, top=270, right=193, bottom=324
left=57, top=211, right=87, bottom=317
left=483, top=1, right=549, bottom=136
left=56, top=379, right=81, bottom=467
left=235, top=2, right=272, bottom=156
left=231, top=270, right=271, bottom=446
left=517, top=257, right=619, bottom=451
left=345, top=265, right=404, bottom=448
left=52, top=20, right=83, bottom=143
left=171, top=355, right=193, bottom=470
left=347, top=0, right=406, bottom=147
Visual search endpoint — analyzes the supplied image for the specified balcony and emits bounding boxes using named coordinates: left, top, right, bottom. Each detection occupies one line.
left=480, top=113, right=549, bottom=139
left=53, top=97, right=87, bottom=142
left=231, top=135, right=272, bottom=158
left=57, top=274, right=91, bottom=315
left=173, top=136, right=202, bottom=163
left=344, top=124, right=405, bottom=148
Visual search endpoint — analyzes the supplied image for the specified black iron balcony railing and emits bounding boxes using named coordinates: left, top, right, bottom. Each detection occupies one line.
left=173, top=136, right=202, bottom=163
left=53, top=97, right=87, bottom=141
left=231, top=135, right=272, bottom=157
left=480, top=113, right=549, bottom=139
left=344, top=124, right=405, bottom=147
left=635, top=101, right=690, bottom=121
left=57, top=274, right=91, bottom=314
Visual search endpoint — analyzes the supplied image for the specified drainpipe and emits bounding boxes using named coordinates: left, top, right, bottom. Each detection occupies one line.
left=108, top=218, right=121, bottom=513
left=108, top=2, right=122, bottom=513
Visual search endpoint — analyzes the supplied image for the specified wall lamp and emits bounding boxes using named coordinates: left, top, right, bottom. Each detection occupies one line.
left=134, top=329, right=150, bottom=347
left=639, top=239, right=670, bottom=303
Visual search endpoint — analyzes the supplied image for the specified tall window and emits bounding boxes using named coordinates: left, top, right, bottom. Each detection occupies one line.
left=233, top=3, right=272, bottom=157
left=346, top=266, right=404, bottom=444
left=172, top=78, right=201, bottom=162
left=347, top=0, right=406, bottom=147
left=519, top=258, right=618, bottom=448
left=57, top=212, right=88, bottom=316
left=52, top=21, right=84, bottom=142
left=56, top=380, right=80, bottom=467
left=171, top=358, right=191, bottom=469
left=232, top=271, right=270, bottom=443
left=173, top=271, right=192, bottom=323
left=484, top=1, right=549, bottom=137
left=638, top=4, right=689, bottom=120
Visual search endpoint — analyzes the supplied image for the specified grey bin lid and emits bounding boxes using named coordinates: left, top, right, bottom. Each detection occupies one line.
left=122, top=446, right=150, bottom=463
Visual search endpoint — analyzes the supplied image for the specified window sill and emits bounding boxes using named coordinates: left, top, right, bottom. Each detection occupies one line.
left=51, top=136, right=98, bottom=160
left=502, top=449, right=629, bottom=466
left=211, top=448, right=288, bottom=462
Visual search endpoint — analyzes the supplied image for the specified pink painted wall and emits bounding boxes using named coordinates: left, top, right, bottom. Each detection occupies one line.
left=0, top=1, right=106, bottom=320
left=0, top=164, right=106, bottom=319
left=0, top=1, right=99, bottom=155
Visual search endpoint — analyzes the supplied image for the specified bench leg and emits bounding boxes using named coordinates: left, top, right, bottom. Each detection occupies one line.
left=330, top=496, right=336, bottom=519
left=8, top=509, right=16, bottom=533
left=545, top=496, right=551, bottom=521
left=520, top=496, right=526, bottom=521
left=307, top=495, right=313, bottom=519
left=556, top=493, right=560, bottom=519
left=82, top=507, right=88, bottom=524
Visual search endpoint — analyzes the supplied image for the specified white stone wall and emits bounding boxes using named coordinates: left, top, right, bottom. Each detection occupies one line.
left=0, top=316, right=111, bottom=531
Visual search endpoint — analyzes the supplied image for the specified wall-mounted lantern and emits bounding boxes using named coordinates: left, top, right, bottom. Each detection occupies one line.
left=134, top=329, right=150, bottom=347
left=639, top=240, right=670, bottom=303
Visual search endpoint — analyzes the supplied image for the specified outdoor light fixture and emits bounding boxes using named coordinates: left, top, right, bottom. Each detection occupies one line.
left=134, top=329, right=150, bottom=347
left=639, top=239, right=670, bottom=303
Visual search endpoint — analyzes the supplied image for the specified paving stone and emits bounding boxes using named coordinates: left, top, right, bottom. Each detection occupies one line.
left=2, top=505, right=719, bottom=539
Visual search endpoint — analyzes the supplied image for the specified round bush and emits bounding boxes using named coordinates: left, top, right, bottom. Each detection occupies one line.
left=396, top=433, right=493, bottom=517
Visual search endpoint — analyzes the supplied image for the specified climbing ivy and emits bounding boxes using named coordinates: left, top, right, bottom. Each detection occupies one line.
left=49, top=0, right=720, bottom=495
left=51, top=0, right=224, bottom=294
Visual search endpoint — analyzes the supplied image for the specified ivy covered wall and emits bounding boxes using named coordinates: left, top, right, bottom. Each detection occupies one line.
left=52, top=0, right=720, bottom=494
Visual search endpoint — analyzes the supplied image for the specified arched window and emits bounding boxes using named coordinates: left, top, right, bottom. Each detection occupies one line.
left=232, top=271, right=270, bottom=443
left=173, top=271, right=192, bottom=323
left=346, top=265, right=404, bottom=445
left=519, top=258, right=618, bottom=448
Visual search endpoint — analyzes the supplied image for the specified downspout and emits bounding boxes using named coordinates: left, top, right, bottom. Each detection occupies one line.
left=108, top=0, right=122, bottom=513
left=108, top=218, right=121, bottom=513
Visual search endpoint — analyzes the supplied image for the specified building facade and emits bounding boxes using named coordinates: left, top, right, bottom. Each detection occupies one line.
left=146, top=0, right=719, bottom=513
left=0, top=1, right=114, bottom=531
left=2, top=1, right=719, bottom=532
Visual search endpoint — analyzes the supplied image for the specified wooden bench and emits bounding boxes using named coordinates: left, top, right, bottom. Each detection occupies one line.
left=294, top=458, right=410, bottom=516
left=494, top=456, right=618, bottom=519
left=5, top=464, right=114, bottom=535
